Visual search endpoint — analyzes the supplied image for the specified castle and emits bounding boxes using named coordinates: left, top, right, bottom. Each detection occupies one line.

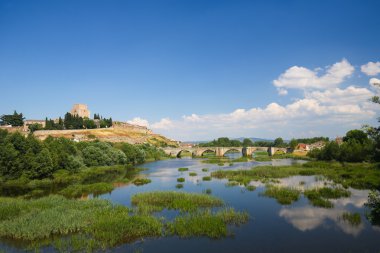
left=70, top=104, right=90, bottom=118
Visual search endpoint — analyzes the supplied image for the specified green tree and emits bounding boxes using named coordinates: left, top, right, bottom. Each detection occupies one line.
left=28, top=123, right=43, bottom=133
left=242, top=138, right=254, bottom=147
left=274, top=137, right=285, bottom=147
left=0, top=143, right=21, bottom=179
left=289, top=139, right=298, bottom=150
left=343, top=129, right=368, bottom=144
left=0, top=111, right=25, bottom=126
left=28, top=148, right=54, bottom=179
left=84, top=119, right=96, bottom=129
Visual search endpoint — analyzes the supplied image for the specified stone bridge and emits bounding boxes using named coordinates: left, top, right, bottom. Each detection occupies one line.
left=162, top=146, right=289, bottom=157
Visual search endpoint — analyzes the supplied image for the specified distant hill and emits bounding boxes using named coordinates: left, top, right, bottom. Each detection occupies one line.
left=234, top=137, right=274, bottom=143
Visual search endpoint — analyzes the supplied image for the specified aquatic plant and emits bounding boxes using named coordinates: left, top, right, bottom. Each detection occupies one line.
left=202, top=176, right=212, bottom=181
left=261, top=186, right=301, bottom=205
left=225, top=181, right=239, bottom=187
left=131, top=191, right=223, bottom=212
left=246, top=185, right=256, bottom=191
left=203, top=188, right=212, bottom=195
left=341, top=212, right=361, bottom=226
left=58, top=183, right=114, bottom=198
left=231, top=157, right=250, bottom=163
left=167, top=208, right=248, bottom=239
left=304, top=187, right=351, bottom=208
left=211, top=162, right=380, bottom=190
left=132, top=178, right=152, bottom=186
left=177, top=178, right=185, bottom=183
left=178, top=168, right=189, bottom=172
left=189, top=172, right=197, bottom=176
left=365, top=190, right=380, bottom=226
left=175, top=184, right=184, bottom=189
left=202, top=168, right=209, bottom=172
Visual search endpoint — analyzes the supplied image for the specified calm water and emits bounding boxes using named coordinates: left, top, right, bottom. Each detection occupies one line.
left=2, top=156, right=380, bottom=252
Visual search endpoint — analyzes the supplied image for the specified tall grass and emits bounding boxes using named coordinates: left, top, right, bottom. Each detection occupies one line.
left=167, top=208, right=249, bottom=238
left=0, top=165, right=142, bottom=198
left=304, top=187, right=351, bottom=208
left=211, top=162, right=380, bottom=190
left=131, top=191, right=223, bottom=212
left=260, top=186, right=301, bottom=205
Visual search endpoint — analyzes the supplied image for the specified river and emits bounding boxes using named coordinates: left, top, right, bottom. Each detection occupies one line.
left=93, top=154, right=380, bottom=253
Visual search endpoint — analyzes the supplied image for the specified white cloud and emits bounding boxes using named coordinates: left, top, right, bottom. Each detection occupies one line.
left=273, top=59, right=354, bottom=90
left=361, top=61, right=380, bottom=76
left=141, top=59, right=379, bottom=141
left=151, top=118, right=174, bottom=129
left=279, top=189, right=369, bottom=237
left=277, top=88, right=288, bottom=96
left=369, top=78, right=380, bottom=90
left=127, top=117, right=150, bottom=127
left=149, top=86, right=377, bottom=140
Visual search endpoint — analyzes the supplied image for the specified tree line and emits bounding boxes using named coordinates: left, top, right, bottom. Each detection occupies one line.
left=0, top=129, right=166, bottom=180
left=198, top=137, right=292, bottom=148
left=1, top=110, right=113, bottom=131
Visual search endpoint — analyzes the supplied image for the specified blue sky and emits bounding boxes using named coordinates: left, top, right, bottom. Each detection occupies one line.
left=1, top=0, right=380, bottom=141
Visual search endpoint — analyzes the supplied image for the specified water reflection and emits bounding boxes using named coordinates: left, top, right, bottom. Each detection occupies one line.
left=271, top=175, right=370, bottom=236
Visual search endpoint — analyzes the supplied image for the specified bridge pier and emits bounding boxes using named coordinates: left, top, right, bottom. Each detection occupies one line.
left=162, top=146, right=289, bottom=158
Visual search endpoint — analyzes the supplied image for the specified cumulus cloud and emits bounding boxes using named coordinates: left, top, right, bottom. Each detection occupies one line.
left=361, top=61, right=380, bottom=76
left=127, top=117, right=150, bottom=127
left=273, top=59, right=354, bottom=90
left=139, top=59, right=379, bottom=141
left=151, top=118, right=174, bottom=129
left=277, top=88, right=288, bottom=96
left=148, top=86, right=377, bottom=140
left=369, top=78, right=380, bottom=90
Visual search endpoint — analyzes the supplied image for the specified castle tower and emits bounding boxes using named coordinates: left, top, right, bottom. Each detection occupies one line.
left=70, top=104, right=90, bottom=118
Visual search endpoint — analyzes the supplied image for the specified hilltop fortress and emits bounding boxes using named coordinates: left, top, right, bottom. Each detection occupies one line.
left=1, top=104, right=178, bottom=146
left=70, top=104, right=90, bottom=118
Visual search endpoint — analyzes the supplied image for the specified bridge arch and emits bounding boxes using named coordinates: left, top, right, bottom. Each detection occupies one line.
left=176, top=149, right=194, bottom=158
left=216, top=147, right=243, bottom=157
left=199, top=149, right=216, bottom=157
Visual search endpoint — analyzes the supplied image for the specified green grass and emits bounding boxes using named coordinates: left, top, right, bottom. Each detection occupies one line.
left=189, top=172, right=197, bottom=176
left=167, top=208, right=248, bottom=239
left=0, top=195, right=162, bottom=250
left=307, top=197, right=333, bottom=208
left=305, top=187, right=351, bottom=199
left=260, top=186, right=301, bottom=205
left=246, top=185, right=256, bottom=191
left=304, top=187, right=351, bottom=208
left=177, top=178, right=185, bottom=183
left=211, top=162, right=380, bottom=190
left=203, top=188, right=212, bottom=195
left=58, top=183, right=114, bottom=198
left=202, top=176, right=212, bottom=181
left=225, top=181, right=239, bottom=187
left=0, top=192, right=250, bottom=251
left=202, top=157, right=229, bottom=164
left=132, top=178, right=152, bottom=186
left=271, top=153, right=312, bottom=160
left=254, top=151, right=269, bottom=156
left=231, top=157, right=251, bottom=163
left=178, top=168, right=189, bottom=172
left=341, top=212, right=361, bottom=226
left=254, top=156, right=272, bottom=161
left=131, top=191, right=223, bottom=212
left=175, top=184, right=184, bottom=189
left=0, top=165, right=141, bottom=198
